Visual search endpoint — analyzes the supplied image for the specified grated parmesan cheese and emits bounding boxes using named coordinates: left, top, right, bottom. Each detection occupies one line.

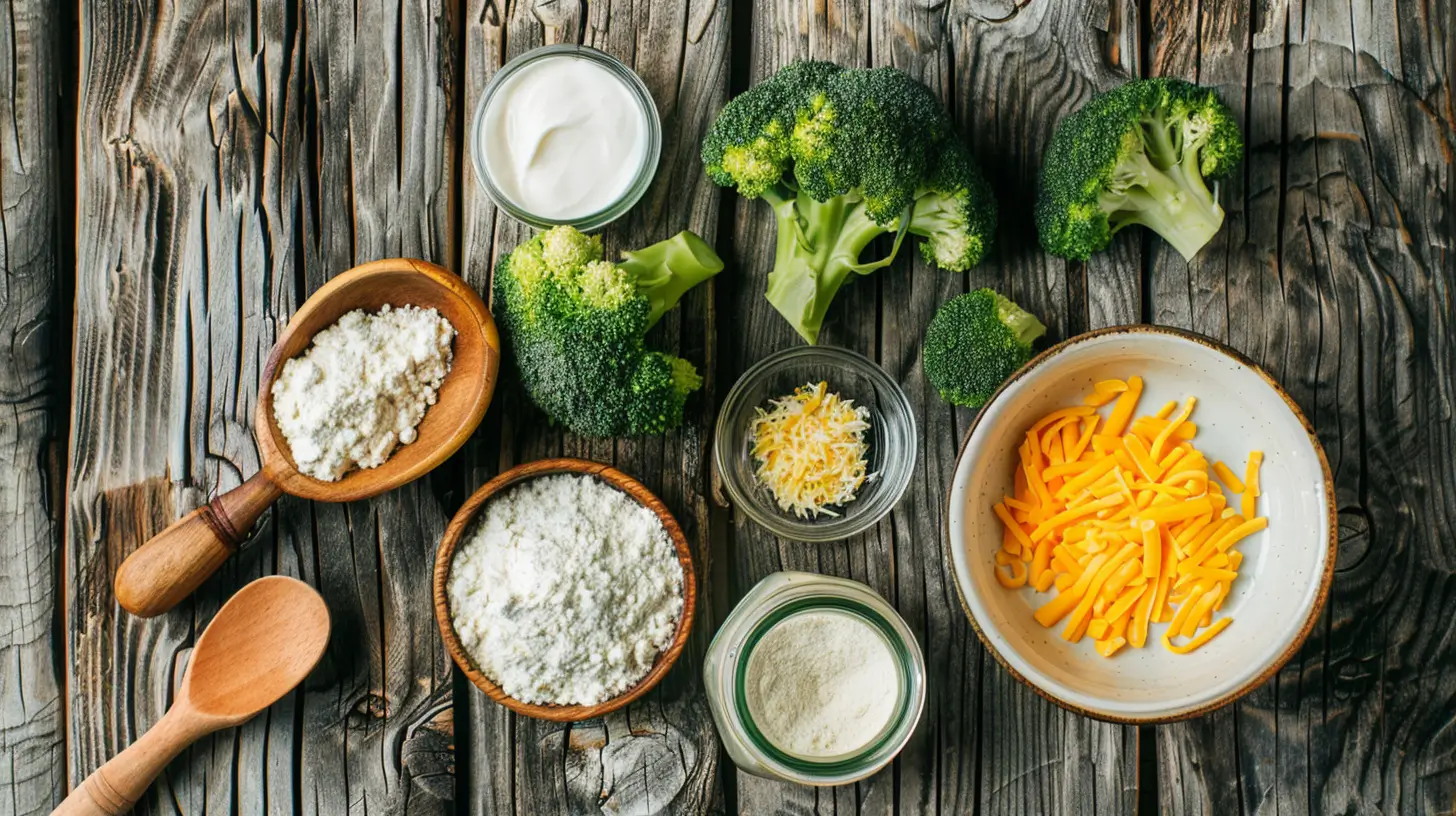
left=749, top=382, right=873, bottom=518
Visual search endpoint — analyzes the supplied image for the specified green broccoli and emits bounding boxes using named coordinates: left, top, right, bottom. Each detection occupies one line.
left=923, top=289, right=1046, bottom=408
left=703, top=61, right=997, bottom=344
left=1036, top=77, right=1244, bottom=262
left=493, top=225, right=724, bottom=437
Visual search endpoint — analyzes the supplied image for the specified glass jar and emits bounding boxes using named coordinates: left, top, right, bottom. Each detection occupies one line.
left=469, top=44, right=662, bottom=231
left=704, top=571, right=926, bottom=785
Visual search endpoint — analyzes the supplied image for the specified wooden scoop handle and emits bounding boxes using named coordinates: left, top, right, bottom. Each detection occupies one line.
left=52, top=708, right=212, bottom=816
left=114, top=471, right=284, bottom=617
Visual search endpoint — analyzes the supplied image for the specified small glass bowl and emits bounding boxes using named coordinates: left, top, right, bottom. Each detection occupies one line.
left=703, top=571, right=927, bottom=785
left=469, top=44, right=662, bottom=231
left=714, top=346, right=917, bottom=542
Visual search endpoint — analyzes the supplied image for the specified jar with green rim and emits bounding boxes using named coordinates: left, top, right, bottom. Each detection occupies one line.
left=704, top=571, right=926, bottom=785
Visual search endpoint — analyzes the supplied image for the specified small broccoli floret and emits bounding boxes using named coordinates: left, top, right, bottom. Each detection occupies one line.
left=923, top=289, right=1047, bottom=408
left=908, top=141, right=998, bottom=272
left=494, top=226, right=724, bottom=437
left=1037, top=78, right=1244, bottom=262
left=703, top=61, right=997, bottom=344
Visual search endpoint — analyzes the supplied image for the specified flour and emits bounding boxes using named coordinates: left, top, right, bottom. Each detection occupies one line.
left=744, top=609, right=899, bottom=757
left=448, top=474, right=684, bottom=706
left=271, top=304, right=455, bottom=482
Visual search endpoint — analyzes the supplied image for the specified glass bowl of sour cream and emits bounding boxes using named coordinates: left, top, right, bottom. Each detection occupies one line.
left=470, top=45, right=662, bottom=231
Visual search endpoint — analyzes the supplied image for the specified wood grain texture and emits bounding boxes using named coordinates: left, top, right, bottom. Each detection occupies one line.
left=947, top=0, right=1144, bottom=812
left=1146, top=0, right=1456, bottom=814
left=67, top=0, right=459, bottom=812
left=48, top=0, right=1456, bottom=813
left=456, top=0, right=731, bottom=813
left=727, top=3, right=889, bottom=812
left=726, top=0, right=1142, bottom=813
left=0, top=0, right=66, bottom=813
left=295, top=0, right=462, bottom=811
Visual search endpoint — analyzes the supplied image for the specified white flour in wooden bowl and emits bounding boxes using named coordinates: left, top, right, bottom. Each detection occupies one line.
left=271, top=304, right=455, bottom=481
left=448, top=474, right=684, bottom=706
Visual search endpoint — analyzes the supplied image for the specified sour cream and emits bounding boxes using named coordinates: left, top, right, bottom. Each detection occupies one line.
left=478, top=53, right=651, bottom=221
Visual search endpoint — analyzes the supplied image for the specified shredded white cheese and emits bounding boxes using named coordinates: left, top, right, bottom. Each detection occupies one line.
left=749, top=381, right=873, bottom=518
left=271, top=304, right=455, bottom=481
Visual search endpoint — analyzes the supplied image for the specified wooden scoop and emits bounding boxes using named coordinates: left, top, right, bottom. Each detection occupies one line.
left=114, top=259, right=499, bottom=618
left=54, top=576, right=331, bottom=815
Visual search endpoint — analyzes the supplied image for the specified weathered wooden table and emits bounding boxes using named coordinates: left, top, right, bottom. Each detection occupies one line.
left=4, top=0, right=1453, bottom=813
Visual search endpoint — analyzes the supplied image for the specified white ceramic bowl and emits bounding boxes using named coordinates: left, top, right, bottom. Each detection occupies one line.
left=946, top=326, right=1336, bottom=722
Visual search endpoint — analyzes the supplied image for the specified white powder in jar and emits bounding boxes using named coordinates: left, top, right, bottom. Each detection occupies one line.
left=448, top=474, right=684, bottom=706
left=744, top=609, right=900, bottom=757
left=271, top=304, right=454, bottom=482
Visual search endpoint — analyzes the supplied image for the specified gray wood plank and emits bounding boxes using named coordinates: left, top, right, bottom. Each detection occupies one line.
left=725, top=1, right=1141, bottom=813
left=947, top=1, right=1143, bottom=813
left=0, top=0, right=66, bottom=813
left=67, top=0, right=458, bottom=812
left=1147, top=0, right=1456, bottom=814
left=456, top=1, right=731, bottom=813
left=297, top=0, right=460, bottom=810
left=728, top=2, right=889, bottom=812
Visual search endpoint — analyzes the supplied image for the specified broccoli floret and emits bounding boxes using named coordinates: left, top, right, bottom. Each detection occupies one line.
left=494, top=226, right=724, bottom=437
left=923, top=289, right=1046, bottom=408
left=703, top=61, right=997, bottom=344
left=1036, top=77, right=1244, bottom=262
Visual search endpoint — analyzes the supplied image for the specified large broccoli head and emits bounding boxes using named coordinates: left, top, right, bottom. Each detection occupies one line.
left=494, top=226, right=723, bottom=437
left=703, top=61, right=997, bottom=344
left=923, top=289, right=1047, bottom=408
left=1036, top=77, right=1244, bottom=261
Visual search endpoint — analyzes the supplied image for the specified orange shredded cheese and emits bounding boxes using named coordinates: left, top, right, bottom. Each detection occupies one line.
left=991, top=376, right=1269, bottom=657
left=1211, top=461, right=1245, bottom=493
left=750, top=382, right=871, bottom=518
left=1242, top=451, right=1263, bottom=520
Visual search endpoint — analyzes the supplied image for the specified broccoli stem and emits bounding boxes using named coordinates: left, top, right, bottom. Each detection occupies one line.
left=1108, top=149, right=1225, bottom=261
left=618, top=231, right=726, bottom=328
left=762, top=183, right=903, bottom=344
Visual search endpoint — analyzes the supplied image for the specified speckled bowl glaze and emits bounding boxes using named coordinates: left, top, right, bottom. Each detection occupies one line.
left=946, top=326, right=1336, bottom=723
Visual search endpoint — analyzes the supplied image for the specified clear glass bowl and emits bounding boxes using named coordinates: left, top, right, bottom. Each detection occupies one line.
left=703, top=571, right=927, bottom=785
left=714, top=346, right=917, bottom=542
left=469, top=44, right=662, bottom=231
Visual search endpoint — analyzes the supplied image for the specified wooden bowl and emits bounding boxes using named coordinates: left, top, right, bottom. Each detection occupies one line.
left=115, top=258, right=500, bottom=618
left=433, top=458, right=697, bottom=722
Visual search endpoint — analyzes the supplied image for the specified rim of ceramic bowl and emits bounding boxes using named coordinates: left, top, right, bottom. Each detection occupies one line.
left=942, top=324, right=1338, bottom=724
left=714, top=345, right=917, bottom=542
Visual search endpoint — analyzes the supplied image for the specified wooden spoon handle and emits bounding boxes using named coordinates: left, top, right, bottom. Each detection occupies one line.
left=114, top=471, right=284, bottom=617
left=51, top=709, right=206, bottom=816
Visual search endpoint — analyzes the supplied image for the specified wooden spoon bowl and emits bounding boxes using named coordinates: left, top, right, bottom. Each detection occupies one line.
left=433, top=458, right=697, bottom=722
left=115, top=259, right=499, bottom=618
left=254, top=259, right=499, bottom=501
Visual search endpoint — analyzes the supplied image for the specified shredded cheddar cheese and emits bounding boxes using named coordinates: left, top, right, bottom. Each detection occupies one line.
left=991, top=377, right=1268, bottom=657
left=750, top=382, right=873, bottom=518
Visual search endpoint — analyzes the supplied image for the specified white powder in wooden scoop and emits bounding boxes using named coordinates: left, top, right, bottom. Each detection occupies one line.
left=271, top=304, right=454, bottom=482
left=744, top=609, right=900, bottom=757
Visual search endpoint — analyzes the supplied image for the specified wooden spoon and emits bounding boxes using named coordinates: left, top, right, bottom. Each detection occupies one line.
left=53, top=576, right=331, bottom=815
left=114, top=258, right=499, bottom=617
